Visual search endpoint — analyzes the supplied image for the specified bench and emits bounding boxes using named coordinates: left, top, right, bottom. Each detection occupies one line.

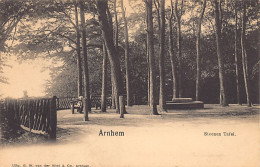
left=70, top=96, right=112, bottom=113
left=91, top=95, right=112, bottom=109
left=70, top=98, right=83, bottom=114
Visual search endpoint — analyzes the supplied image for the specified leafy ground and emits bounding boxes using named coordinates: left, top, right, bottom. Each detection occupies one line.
left=0, top=104, right=259, bottom=167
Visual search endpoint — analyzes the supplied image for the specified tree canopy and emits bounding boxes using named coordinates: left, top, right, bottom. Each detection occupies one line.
left=1, top=0, right=259, bottom=105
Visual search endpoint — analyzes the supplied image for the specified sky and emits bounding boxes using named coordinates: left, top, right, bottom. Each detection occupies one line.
left=0, top=55, right=51, bottom=98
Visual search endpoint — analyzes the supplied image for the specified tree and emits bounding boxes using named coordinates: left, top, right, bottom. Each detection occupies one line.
left=168, top=0, right=178, bottom=99
left=101, top=40, right=108, bottom=112
left=95, top=0, right=125, bottom=113
left=9, top=1, right=102, bottom=100
left=1, top=0, right=258, bottom=106
left=120, top=0, right=132, bottom=106
left=174, top=0, right=184, bottom=97
left=113, top=0, right=119, bottom=52
left=241, top=1, right=252, bottom=107
left=195, top=0, right=206, bottom=101
left=213, top=0, right=228, bottom=106
left=0, top=53, right=8, bottom=84
left=158, top=0, right=166, bottom=111
left=110, top=0, right=119, bottom=110
left=146, top=4, right=150, bottom=105
left=45, top=61, right=78, bottom=97
left=79, top=0, right=91, bottom=120
left=145, top=0, right=159, bottom=114
left=0, top=0, right=27, bottom=50
left=0, top=0, right=35, bottom=84
left=234, top=0, right=242, bottom=105
left=74, top=1, right=83, bottom=97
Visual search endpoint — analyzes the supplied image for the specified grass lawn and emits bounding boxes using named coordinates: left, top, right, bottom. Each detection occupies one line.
left=0, top=104, right=259, bottom=167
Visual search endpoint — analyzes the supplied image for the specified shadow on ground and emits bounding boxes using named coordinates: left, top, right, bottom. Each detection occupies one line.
left=57, top=104, right=259, bottom=126
left=1, top=104, right=259, bottom=146
left=54, top=104, right=259, bottom=143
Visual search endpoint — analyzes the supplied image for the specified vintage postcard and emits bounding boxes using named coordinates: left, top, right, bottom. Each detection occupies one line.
left=0, top=0, right=259, bottom=167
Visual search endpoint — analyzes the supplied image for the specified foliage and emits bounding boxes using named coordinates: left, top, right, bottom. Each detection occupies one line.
left=1, top=0, right=259, bottom=104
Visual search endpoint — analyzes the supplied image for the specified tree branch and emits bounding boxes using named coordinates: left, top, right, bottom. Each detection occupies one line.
left=62, top=10, right=77, bottom=30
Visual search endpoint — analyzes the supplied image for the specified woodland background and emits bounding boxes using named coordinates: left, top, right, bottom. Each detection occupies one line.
left=0, top=0, right=258, bottom=107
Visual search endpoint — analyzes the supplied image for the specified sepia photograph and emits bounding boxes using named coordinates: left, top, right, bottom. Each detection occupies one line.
left=0, top=0, right=259, bottom=166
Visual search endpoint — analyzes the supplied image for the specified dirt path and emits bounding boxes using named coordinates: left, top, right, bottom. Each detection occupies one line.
left=0, top=104, right=259, bottom=167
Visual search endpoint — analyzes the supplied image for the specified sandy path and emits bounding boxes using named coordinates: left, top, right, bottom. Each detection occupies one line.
left=0, top=105, right=259, bottom=167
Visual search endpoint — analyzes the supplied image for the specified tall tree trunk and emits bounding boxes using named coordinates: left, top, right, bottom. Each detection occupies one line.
left=108, top=0, right=119, bottom=111
left=214, top=0, right=228, bottom=106
left=113, top=0, right=119, bottom=52
left=96, top=0, right=125, bottom=113
left=159, top=0, right=166, bottom=111
left=147, top=54, right=150, bottom=105
left=101, top=41, right=108, bottom=112
left=174, top=0, right=183, bottom=98
left=168, top=0, right=178, bottom=99
left=234, top=2, right=242, bottom=105
left=146, top=8, right=150, bottom=106
left=120, top=0, right=132, bottom=106
left=241, top=2, right=252, bottom=107
left=146, top=0, right=159, bottom=114
left=79, top=0, right=91, bottom=121
left=218, top=0, right=223, bottom=104
left=195, top=0, right=206, bottom=101
left=177, top=22, right=183, bottom=98
left=106, top=4, right=116, bottom=109
left=154, top=0, right=161, bottom=32
left=111, top=78, right=116, bottom=109
left=74, top=2, right=83, bottom=97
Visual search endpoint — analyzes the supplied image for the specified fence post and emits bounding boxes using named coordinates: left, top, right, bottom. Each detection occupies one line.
left=119, top=96, right=125, bottom=118
left=71, top=102, right=75, bottom=114
left=29, top=100, right=32, bottom=132
left=49, top=96, right=57, bottom=140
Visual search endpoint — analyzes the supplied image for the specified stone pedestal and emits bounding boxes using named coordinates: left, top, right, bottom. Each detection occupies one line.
left=166, top=98, right=204, bottom=109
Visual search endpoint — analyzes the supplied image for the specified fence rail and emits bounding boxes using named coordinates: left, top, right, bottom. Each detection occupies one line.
left=56, top=97, right=75, bottom=110
left=91, top=95, right=112, bottom=109
left=55, top=94, right=139, bottom=111
left=3, top=96, right=57, bottom=140
left=56, top=96, right=113, bottom=110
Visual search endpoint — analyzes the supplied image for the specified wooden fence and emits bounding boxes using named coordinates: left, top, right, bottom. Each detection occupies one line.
left=56, top=96, right=113, bottom=110
left=56, top=97, right=75, bottom=110
left=90, top=95, right=112, bottom=109
left=55, top=94, right=139, bottom=111
left=3, top=96, right=57, bottom=140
